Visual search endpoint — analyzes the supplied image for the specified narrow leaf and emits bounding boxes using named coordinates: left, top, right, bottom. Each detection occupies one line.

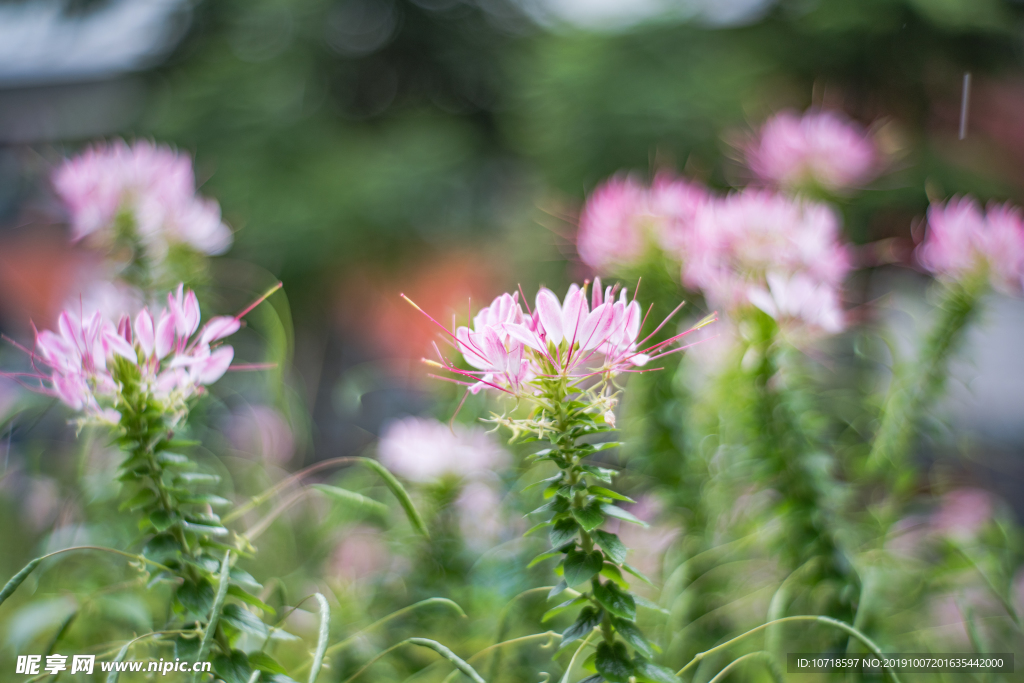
left=312, top=484, right=389, bottom=516
left=612, top=618, right=653, bottom=659
left=588, top=487, right=635, bottom=503
left=356, top=457, right=429, bottom=538
left=308, top=593, right=330, bottom=683
left=599, top=504, right=648, bottom=527
left=405, top=638, right=485, bottom=683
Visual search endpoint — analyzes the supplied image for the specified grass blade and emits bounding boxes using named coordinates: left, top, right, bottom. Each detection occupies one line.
left=405, top=638, right=485, bottom=683
left=308, top=593, right=330, bottom=683
left=356, top=457, right=428, bottom=537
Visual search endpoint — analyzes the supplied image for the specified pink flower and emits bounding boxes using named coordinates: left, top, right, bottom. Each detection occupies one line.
left=52, top=139, right=232, bottom=259
left=407, top=280, right=714, bottom=397
left=11, top=283, right=279, bottom=425
left=454, top=292, right=531, bottom=394
left=577, top=176, right=650, bottom=272
left=747, top=272, right=846, bottom=337
left=931, top=488, right=994, bottom=541
left=377, top=417, right=509, bottom=483
left=689, top=190, right=849, bottom=293
left=746, top=109, right=879, bottom=192
left=917, top=197, right=1024, bottom=294
left=577, top=174, right=708, bottom=273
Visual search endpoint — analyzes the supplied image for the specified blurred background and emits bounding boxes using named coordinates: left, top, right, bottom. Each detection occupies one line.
left=3, top=0, right=1024, bottom=470
left=2, top=1, right=1024, bottom=680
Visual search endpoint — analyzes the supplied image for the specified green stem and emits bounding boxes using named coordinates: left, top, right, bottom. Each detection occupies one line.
left=675, top=615, right=901, bottom=683
left=868, top=277, right=985, bottom=479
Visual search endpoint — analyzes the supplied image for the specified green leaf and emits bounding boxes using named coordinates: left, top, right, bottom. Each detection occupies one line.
left=571, top=502, right=605, bottom=531
left=580, top=465, right=616, bottom=483
left=593, top=581, right=636, bottom=620
left=596, top=641, right=634, bottom=683
left=148, top=510, right=174, bottom=532
left=156, top=439, right=201, bottom=451
left=578, top=676, right=604, bottom=683
left=227, top=585, right=275, bottom=614
left=599, top=504, right=648, bottom=527
left=523, top=474, right=561, bottom=492
left=562, top=550, right=604, bottom=586
left=524, top=520, right=553, bottom=537
left=312, top=484, right=389, bottom=515
left=212, top=649, right=252, bottom=683
left=560, top=606, right=601, bottom=647
left=623, top=563, right=654, bottom=587
left=633, top=595, right=668, bottom=615
left=405, top=638, right=485, bottom=683
left=528, top=550, right=562, bottom=568
left=548, top=580, right=568, bottom=599
left=588, top=487, right=635, bottom=503
left=612, top=618, right=653, bottom=659
left=175, top=472, right=221, bottom=486
left=550, top=518, right=580, bottom=547
left=156, top=452, right=195, bottom=468
left=119, top=488, right=157, bottom=512
left=221, top=604, right=269, bottom=639
left=542, top=596, right=587, bottom=623
left=0, top=557, right=43, bottom=609
left=355, top=457, right=429, bottom=537
left=248, top=652, right=288, bottom=675
left=179, top=494, right=233, bottom=508
left=632, top=657, right=680, bottom=683
left=593, top=531, right=628, bottom=564
left=176, top=579, right=214, bottom=616
left=600, top=563, right=630, bottom=590
left=531, top=497, right=570, bottom=516
left=181, top=520, right=229, bottom=536
left=229, top=568, right=262, bottom=592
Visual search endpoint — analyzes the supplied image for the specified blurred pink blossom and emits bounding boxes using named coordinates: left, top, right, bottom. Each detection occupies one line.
left=329, top=525, right=391, bottom=582
left=227, top=405, right=295, bottom=465
left=747, top=272, right=846, bottom=337
left=746, top=109, right=879, bottom=193
left=931, top=488, right=994, bottom=541
left=377, top=416, right=509, bottom=483
left=456, top=481, right=505, bottom=549
left=577, top=176, right=650, bottom=272
left=688, top=190, right=849, bottom=296
left=577, top=175, right=707, bottom=272
left=917, top=197, right=1024, bottom=294
left=53, top=140, right=232, bottom=259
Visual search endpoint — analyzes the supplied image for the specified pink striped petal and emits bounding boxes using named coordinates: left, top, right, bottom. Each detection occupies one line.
left=535, top=288, right=564, bottom=346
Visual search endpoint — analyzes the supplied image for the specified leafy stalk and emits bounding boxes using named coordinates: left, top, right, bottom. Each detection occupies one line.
left=517, top=373, right=678, bottom=683
left=867, top=276, right=986, bottom=480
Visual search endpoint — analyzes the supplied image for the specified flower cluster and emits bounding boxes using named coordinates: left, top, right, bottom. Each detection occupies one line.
left=745, top=109, right=879, bottom=193
left=378, top=416, right=509, bottom=482
left=53, top=139, right=233, bottom=260
left=580, top=183, right=849, bottom=338
left=577, top=174, right=708, bottom=273
left=917, top=196, right=1024, bottom=294
left=25, top=285, right=241, bottom=425
left=411, top=280, right=709, bottom=399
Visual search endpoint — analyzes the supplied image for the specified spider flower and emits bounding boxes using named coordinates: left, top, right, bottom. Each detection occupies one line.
left=405, top=280, right=713, bottom=398
left=917, top=196, right=1024, bottom=294
left=14, top=283, right=279, bottom=426
left=378, top=416, right=509, bottom=482
left=577, top=174, right=707, bottom=272
left=747, top=272, right=846, bottom=338
left=53, top=139, right=233, bottom=259
left=746, top=109, right=879, bottom=193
